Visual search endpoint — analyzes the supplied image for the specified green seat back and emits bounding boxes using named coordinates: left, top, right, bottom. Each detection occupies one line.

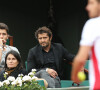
left=37, top=80, right=45, bottom=86
left=25, top=61, right=27, bottom=71
left=61, top=80, right=89, bottom=88
left=84, top=60, right=90, bottom=70
left=6, top=39, right=10, bottom=45
left=61, top=80, right=73, bottom=88
left=80, top=80, right=89, bottom=86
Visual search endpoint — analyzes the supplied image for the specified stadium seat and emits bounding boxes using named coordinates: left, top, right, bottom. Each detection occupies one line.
left=61, top=80, right=89, bottom=88
left=84, top=60, right=89, bottom=70
left=61, top=80, right=73, bottom=88
left=6, top=35, right=13, bottom=46
left=37, top=80, right=45, bottom=87
left=25, top=61, right=27, bottom=71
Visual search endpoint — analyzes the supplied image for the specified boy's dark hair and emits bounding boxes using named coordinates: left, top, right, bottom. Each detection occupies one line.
left=0, top=23, right=9, bottom=33
left=35, top=26, right=52, bottom=39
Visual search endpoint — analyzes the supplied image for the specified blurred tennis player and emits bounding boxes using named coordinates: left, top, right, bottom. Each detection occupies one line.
left=71, top=0, right=100, bottom=90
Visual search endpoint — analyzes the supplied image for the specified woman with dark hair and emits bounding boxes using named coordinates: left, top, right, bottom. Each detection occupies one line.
left=0, top=50, right=27, bottom=81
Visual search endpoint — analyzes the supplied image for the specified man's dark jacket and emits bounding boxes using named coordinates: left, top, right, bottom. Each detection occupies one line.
left=27, top=43, right=75, bottom=79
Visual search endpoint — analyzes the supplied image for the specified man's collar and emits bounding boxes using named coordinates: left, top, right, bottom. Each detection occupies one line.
left=40, top=44, right=53, bottom=52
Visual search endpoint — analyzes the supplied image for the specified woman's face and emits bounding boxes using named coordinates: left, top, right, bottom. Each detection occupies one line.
left=6, top=54, right=19, bottom=69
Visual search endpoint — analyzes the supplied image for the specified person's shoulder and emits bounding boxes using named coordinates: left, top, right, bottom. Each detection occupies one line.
left=52, top=43, right=63, bottom=47
left=0, top=70, right=5, bottom=81
left=21, top=68, right=26, bottom=72
left=18, top=68, right=28, bottom=75
left=89, top=16, right=100, bottom=21
left=0, top=70, right=5, bottom=75
left=82, top=17, right=100, bottom=34
left=8, top=46, right=19, bottom=52
left=21, top=68, right=27, bottom=74
left=85, top=17, right=100, bottom=26
left=29, top=44, right=40, bottom=51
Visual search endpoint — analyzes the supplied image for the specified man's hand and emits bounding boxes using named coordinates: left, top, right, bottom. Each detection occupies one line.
left=71, top=74, right=81, bottom=84
left=47, top=68, right=58, bottom=78
left=0, top=39, right=6, bottom=46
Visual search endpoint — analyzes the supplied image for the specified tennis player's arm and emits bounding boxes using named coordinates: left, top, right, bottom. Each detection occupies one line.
left=71, top=46, right=91, bottom=83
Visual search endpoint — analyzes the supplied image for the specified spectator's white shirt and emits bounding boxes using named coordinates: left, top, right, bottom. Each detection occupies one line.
left=80, top=16, right=100, bottom=90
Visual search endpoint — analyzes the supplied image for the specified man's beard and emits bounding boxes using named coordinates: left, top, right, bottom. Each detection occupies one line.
left=40, top=42, right=49, bottom=48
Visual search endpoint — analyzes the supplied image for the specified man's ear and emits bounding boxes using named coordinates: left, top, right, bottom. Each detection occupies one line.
left=7, top=35, right=9, bottom=39
left=50, top=35, right=53, bottom=41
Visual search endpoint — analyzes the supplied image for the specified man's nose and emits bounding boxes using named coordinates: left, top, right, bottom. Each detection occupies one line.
left=0, top=34, right=3, bottom=39
left=41, top=38, right=45, bottom=42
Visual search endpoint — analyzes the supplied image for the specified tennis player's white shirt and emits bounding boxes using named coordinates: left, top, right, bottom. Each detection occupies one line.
left=80, top=16, right=100, bottom=90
